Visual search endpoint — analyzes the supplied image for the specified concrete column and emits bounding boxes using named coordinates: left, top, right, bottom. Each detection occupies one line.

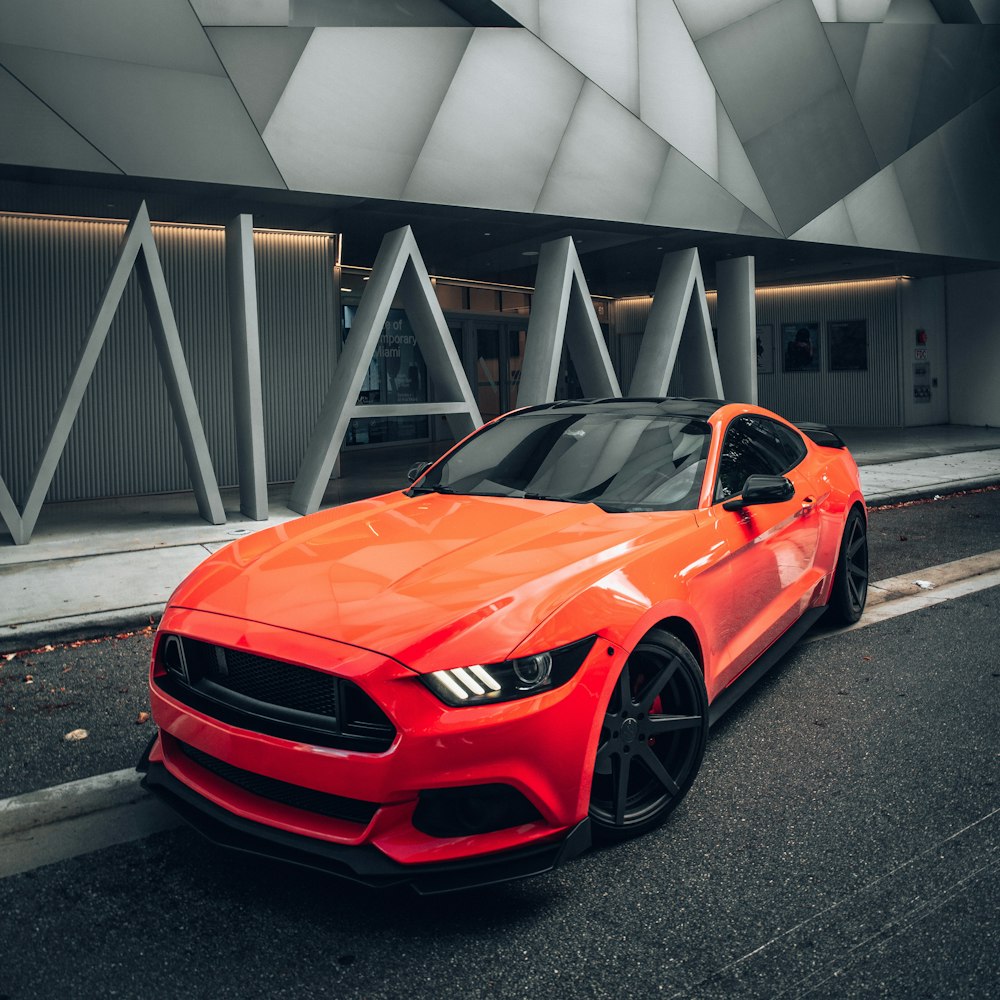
left=716, top=256, right=757, bottom=404
left=225, top=215, right=268, bottom=520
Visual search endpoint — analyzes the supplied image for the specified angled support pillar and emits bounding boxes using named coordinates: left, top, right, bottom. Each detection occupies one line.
left=226, top=215, right=269, bottom=519
left=289, top=226, right=482, bottom=516
left=0, top=202, right=225, bottom=545
left=629, top=248, right=723, bottom=399
left=716, top=256, right=757, bottom=404
left=518, top=237, right=620, bottom=406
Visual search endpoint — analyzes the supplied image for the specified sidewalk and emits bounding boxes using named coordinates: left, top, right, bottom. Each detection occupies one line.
left=1, top=426, right=999, bottom=653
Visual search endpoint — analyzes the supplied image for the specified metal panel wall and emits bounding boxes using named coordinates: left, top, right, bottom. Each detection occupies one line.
left=741, top=278, right=901, bottom=426
left=610, top=277, right=901, bottom=425
left=0, top=214, right=337, bottom=504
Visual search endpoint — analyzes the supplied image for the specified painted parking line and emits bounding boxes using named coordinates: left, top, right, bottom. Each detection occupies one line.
left=806, top=548, right=1000, bottom=643
left=2, top=548, right=1000, bottom=879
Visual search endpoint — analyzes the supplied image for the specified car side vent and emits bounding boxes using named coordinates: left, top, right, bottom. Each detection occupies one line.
left=156, top=637, right=395, bottom=752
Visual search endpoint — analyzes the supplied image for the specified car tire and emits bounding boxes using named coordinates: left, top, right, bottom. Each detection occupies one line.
left=827, top=507, right=869, bottom=625
left=589, top=629, right=708, bottom=843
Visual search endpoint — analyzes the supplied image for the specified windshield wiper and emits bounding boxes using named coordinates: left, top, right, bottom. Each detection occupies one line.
left=407, top=483, right=459, bottom=495
left=522, top=492, right=588, bottom=504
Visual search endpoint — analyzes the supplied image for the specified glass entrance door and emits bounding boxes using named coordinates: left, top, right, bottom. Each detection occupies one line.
left=475, top=323, right=526, bottom=422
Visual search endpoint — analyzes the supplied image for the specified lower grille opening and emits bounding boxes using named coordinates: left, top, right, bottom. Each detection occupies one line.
left=413, top=784, right=542, bottom=838
left=177, top=740, right=379, bottom=827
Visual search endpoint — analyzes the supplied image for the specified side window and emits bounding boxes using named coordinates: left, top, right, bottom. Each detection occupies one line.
left=763, top=418, right=808, bottom=470
left=715, top=415, right=806, bottom=501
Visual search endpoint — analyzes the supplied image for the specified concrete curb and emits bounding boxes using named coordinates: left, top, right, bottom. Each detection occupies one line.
left=0, top=767, right=149, bottom=838
left=0, top=605, right=163, bottom=654
left=863, top=476, right=1000, bottom=508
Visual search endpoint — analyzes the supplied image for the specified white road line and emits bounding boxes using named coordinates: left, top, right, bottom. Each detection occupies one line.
left=806, top=563, right=1000, bottom=643
left=3, top=549, right=1000, bottom=879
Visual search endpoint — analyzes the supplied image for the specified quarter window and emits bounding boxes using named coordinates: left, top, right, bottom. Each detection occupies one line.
left=715, top=415, right=807, bottom=501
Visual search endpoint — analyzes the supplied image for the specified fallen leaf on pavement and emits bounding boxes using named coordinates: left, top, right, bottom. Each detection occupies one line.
left=64, top=728, right=89, bottom=741
left=24, top=675, right=34, bottom=684
left=136, top=711, right=150, bottom=725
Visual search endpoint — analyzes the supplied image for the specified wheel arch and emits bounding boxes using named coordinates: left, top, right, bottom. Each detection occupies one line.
left=649, top=616, right=704, bottom=672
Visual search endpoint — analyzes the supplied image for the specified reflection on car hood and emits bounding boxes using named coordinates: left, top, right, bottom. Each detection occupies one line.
left=170, top=491, right=693, bottom=671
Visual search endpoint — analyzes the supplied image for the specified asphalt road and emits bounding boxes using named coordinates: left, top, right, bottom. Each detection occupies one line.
left=0, top=490, right=997, bottom=999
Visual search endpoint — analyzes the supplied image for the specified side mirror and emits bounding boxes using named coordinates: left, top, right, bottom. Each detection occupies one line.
left=407, top=461, right=431, bottom=483
left=723, top=474, right=794, bottom=512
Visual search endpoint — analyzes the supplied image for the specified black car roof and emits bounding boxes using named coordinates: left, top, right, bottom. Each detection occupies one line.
left=517, top=397, right=728, bottom=420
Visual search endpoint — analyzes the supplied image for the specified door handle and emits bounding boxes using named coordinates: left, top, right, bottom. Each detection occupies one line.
left=800, top=495, right=816, bottom=511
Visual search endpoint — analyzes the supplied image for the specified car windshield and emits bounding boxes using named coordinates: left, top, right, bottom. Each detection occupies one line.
left=412, top=410, right=712, bottom=512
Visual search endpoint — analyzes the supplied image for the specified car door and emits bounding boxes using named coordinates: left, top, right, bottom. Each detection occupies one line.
left=707, top=415, right=823, bottom=690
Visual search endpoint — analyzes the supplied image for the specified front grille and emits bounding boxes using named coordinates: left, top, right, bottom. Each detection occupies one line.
left=178, top=740, right=379, bottom=827
left=156, top=636, right=395, bottom=752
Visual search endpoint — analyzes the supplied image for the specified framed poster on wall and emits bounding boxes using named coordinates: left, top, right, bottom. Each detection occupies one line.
left=828, top=319, right=868, bottom=371
left=781, top=322, right=820, bottom=372
left=756, top=324, right=774, bottom=374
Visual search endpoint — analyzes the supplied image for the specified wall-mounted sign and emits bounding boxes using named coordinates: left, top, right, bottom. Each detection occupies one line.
left=756, top=324, right=774, bottom=374
left=913, top=362, right=932, bottom=404
left=914, top=348, right=928, bottom=361
left=782, top=322, right=820, bottom=372
left=828, top=319, right=868, bottom=371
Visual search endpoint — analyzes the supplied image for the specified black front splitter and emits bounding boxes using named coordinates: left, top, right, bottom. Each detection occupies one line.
left=139, top=758, right=591, bottom=895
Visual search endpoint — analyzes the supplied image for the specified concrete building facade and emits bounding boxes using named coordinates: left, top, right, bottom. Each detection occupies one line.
left=1, top=0, right=999, bottom=542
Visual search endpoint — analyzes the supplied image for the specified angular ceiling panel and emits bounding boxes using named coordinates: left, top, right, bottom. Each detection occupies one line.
left=845, top=166, right=921, bottom=250
left=936, top=90, right=1000, bottom=259
left=646, top=148, right=763, bottom=235
left=716, top=95, right=781, bottom=232
left=0, top=44, right=285, bottom=188
left=0, top=0, right=223, bottom=76
left=206, top=26, right=312, bottom=132
left=0, top=67, right=121, bottom=174
left=673, top=0, right=779, bottom=42
left=537, top=0, right=639, bottom=112
left=852, top=24, right=931, bottom=165
left=697, top=0, right=846, bottom=143
left=893, top=131, right=971, bottom=255
left=405, top=29, right=582, bottom=211
left=912, top=25, right=1000, bottom=137
left=838, top=0, right=893, bottom=18
left=790, top=200, right=859, bottom=244
left=191, top=1, right=289, bottom=25
left=264, top=28, right=472, bottom=198
left=534, top=81, right=668, bottom=223
left=884, top=0, right=940, bottom=22
left=743, top=85, right=879, bottom=233
left=636, top=0, right=719, bottom=177
left=969, top=0, right=1000, bottom=22
left=825, top=23, right=872, bottom=91
left=490, top=0, right=540, bottom=32
left=289, top=0, right=470, bottom=27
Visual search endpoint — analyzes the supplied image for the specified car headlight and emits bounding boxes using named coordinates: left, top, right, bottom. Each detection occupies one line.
left=422, top=636, right=596, bottom=707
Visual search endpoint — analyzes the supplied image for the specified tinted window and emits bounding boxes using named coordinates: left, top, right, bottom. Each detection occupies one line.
left=715, top=415, right=807, bottom=501
left=413, top=411, right=712, bottom=512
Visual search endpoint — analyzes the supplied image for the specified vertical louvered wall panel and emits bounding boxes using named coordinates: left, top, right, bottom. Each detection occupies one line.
left=254, top=230, right=339, bottom=484
left=0, top=215, right=338, bottom=504
left=739, top=279, right=901, bottom=426
left=610, top=280, right=901, bottom=426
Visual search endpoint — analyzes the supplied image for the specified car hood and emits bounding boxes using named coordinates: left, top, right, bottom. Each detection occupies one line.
left=170, top=491, right=694, bottom=671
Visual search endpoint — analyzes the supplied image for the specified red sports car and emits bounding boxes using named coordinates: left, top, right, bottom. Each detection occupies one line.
left=140, top=399, right=868, bottom=892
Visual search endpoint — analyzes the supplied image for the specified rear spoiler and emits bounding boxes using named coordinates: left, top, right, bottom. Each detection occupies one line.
left=794, top=422, right=847, bottom=449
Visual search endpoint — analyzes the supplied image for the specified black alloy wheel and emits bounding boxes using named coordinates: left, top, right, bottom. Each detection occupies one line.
left=828, top=508, right=869, bottom=625
left=589, top=630, right=708, bottom=842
